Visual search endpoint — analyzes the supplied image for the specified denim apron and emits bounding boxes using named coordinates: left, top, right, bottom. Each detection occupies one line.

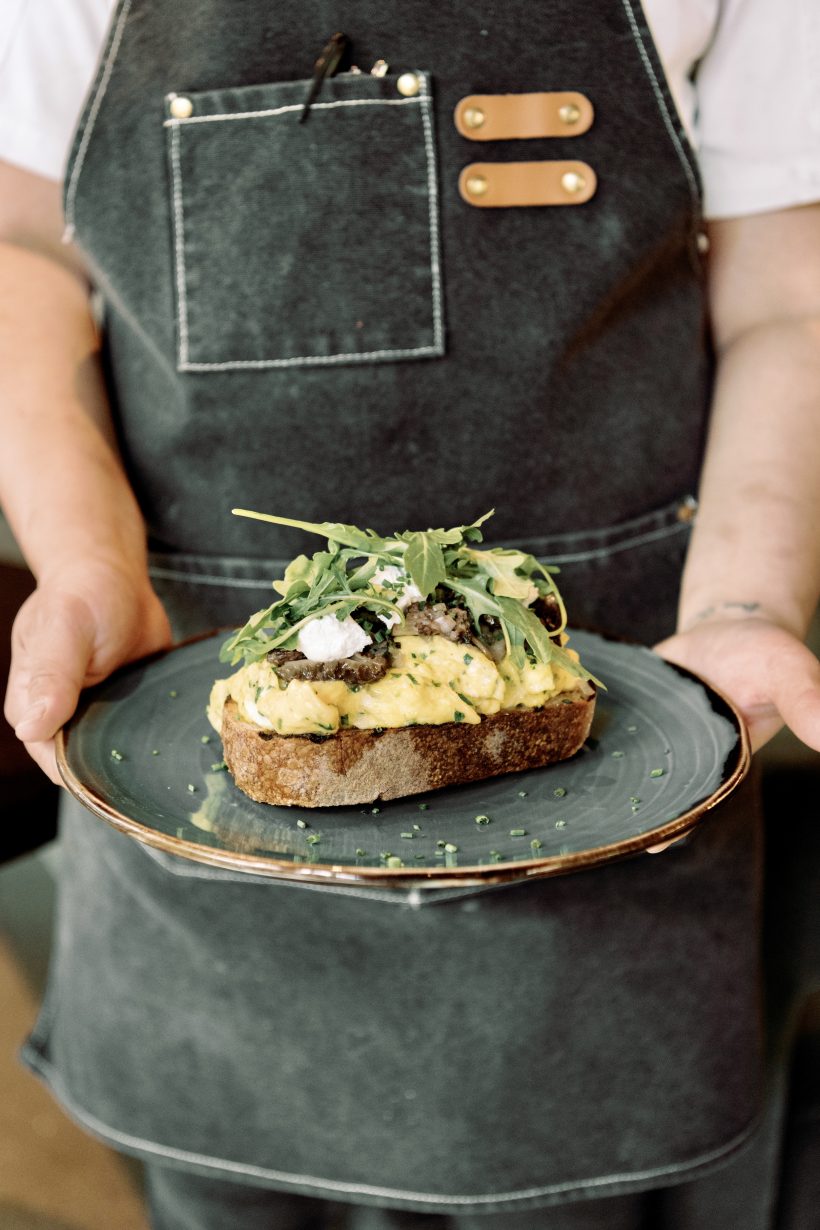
left=23, top=0, right=778, bottom=1220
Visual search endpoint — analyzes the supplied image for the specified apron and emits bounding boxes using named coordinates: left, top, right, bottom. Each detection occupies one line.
left=23, top=0, right=788, bottom=1219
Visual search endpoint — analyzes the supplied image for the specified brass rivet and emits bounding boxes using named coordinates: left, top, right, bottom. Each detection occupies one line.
left=396, top=72, right=422, bottom=98
left=463, top=106, right=486, bottom=130
left=370, top=59, right=390, bottom=78
left=676, top=496, right=698, bottom=523
left=465, top=174, right=489, bottom=197
left=561, top=170, right=586, bottom=194
left=169, top=95, right=193, bottom=119
left=558, top=103, right=582, bottom=125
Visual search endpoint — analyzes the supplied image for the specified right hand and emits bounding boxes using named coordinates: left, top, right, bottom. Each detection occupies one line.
left=4, top=559, right=172, bottom=784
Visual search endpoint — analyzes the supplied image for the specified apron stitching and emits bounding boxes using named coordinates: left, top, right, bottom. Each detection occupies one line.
left=149, top=566, right=277, bottom=586
left=163, top=96, right=422, bottom=126
left=179, top=345, right=441, bottom=372
left=619, top=0, right=701, bottom=209
left=64, top=0, right=133, bottom=230
left=19, top=1055, right=763, bottom=1206
left=545, top=519, right=690, bottom=564
left=169, top=124, right=191, bottom=367
left=419, top=77, right=445, bottom=353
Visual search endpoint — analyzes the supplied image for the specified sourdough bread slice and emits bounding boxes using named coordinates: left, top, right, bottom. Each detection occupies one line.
left=221, top=688, right=595, bottom=807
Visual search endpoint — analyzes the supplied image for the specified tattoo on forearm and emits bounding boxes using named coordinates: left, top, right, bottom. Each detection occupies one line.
left=692, top=601, right=762, bottom=624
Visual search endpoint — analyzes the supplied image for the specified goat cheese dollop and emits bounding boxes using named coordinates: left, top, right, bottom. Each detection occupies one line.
left=296, top=613, right=372, bottom=663
left=372, top=564, right=424, bottom=628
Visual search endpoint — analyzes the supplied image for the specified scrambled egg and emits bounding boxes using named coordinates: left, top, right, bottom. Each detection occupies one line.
left=209, top=634, right=584, bottom=737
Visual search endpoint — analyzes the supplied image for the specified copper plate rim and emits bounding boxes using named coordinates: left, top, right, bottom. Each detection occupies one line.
left=55, top=654, right=751, bottom=889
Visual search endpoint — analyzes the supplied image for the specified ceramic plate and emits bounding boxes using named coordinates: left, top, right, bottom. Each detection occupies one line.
left=56, top=630, right=749, bottom=889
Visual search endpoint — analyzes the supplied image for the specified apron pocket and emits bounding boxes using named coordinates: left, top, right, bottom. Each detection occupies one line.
left=164, top=70, right=444, bottom=371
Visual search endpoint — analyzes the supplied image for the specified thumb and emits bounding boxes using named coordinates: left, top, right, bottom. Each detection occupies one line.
left=5, top=590, right=97, bottom=744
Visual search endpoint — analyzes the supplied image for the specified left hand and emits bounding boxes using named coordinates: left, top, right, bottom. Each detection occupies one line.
left=655, top=614, right=820, bottom=754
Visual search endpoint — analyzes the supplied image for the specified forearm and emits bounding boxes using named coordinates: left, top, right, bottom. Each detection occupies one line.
left=0, top=241, right=148, bottom=579
left=678, top=206, right=820, bottom=641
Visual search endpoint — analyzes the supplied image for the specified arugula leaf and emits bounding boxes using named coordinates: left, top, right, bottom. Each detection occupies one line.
left=496, top=595, right=555, bottom=665
left=402, top=533, right=447, bottom=598
left=472, top=550, right=537, bottom=603
left=445, top=574, right=504, bottom=621
left=232, top=509, right=389, bottom=555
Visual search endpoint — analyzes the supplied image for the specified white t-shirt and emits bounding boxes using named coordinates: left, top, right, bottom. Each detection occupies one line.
left=1, top=0, right=819, bottom=219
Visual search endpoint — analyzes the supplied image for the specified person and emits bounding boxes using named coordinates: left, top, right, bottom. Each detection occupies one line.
left=2, top=1, right=820, bottom=1227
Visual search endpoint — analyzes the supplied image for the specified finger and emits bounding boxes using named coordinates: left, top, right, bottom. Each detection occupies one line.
left=780, top=683, right=820, bottom=751
left=17, top=739, right=63, bottom=787
left=646, top=829, right=693, bottom=855
left=5, top=591, right=96, bottom=742
left=752, top=639, right=820, bottom=752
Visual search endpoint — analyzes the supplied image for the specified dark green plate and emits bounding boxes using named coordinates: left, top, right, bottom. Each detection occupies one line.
left=56, top=630, right=749, bottom=889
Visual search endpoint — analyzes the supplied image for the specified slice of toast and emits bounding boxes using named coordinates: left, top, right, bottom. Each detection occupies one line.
left=220, top=688, right=595, bottom=807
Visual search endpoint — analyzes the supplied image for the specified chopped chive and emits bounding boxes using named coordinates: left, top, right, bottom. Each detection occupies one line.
left=444, top=842, right=458, bottom=854
left=386, top=856, right=404, bottom=868
left=401, top=832, right=414, bottom=840
left=517, top=790, right=528, bottom=798
left=630, top=797, right=641, bottom=805
left=555, top=819, right=567, bottom=829
left=187, top=783, right=196, bottom=793
left=463, top=653, right=473, bottom=664
left=531, top=839, right=543, bottom=850
left=110, top=749, right=123, bottom=761
left=650, top=768, right=665, bottom=778
left=553, top=787, right=567, bottom=798
left=200, top=735, right=211, bottom=744
left=169, top=690, right=178, bottom=698
left=356, top=848, right=367, bottom=857
left=210, top=761, right=227, bottom=771
left=627, top=724, right=638, bottom=733
left=611, top=750, right=624, bottom=759
left=306, top=834, right=321, bottom=845
left=296, top=819, right=308, bottom=829
left=371, top=807, right=381, bottom=815
left=152, top=749, right=160, bottom=756
left=412, top=824, right=422, bottom=831
left=418, top=803, right=429, bottom=811
left=453, top=710, right=466, bottom=722
left=510, top=828, right=527, bottom=837
left=474, top=814, right=491, bottom=825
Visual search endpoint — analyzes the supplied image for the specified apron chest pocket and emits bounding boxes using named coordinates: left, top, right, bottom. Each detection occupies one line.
left=164, top=71, right=444, bottom=371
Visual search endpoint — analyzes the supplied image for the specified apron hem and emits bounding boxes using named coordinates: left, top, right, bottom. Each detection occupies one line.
left=20, top=1040, right=763, bottom=1213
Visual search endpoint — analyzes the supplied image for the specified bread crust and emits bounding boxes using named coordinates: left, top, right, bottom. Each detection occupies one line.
left=221, top=688, right=596, bottom=807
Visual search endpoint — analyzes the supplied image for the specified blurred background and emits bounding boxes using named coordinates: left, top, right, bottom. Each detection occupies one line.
left=0, top=509, right=817, bottom=1230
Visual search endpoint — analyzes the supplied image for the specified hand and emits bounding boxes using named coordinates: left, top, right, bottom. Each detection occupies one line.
left=655, top=613, right=820, bottom=754
left=4, top=559, right=172, bottom=784
left=645, top=614, right=820, bottom=854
